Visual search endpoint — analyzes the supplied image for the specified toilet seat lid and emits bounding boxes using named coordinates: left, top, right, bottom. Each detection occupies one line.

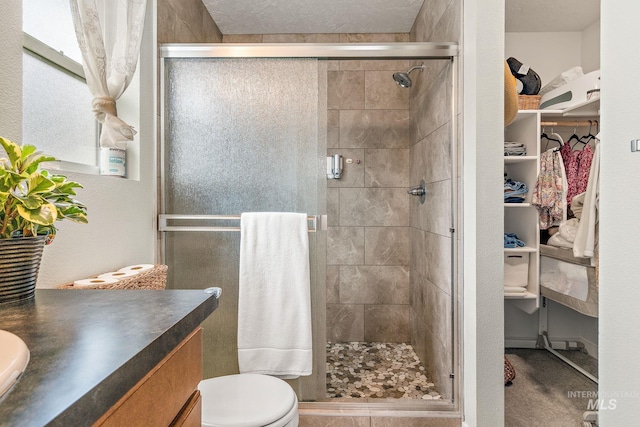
left=199, top=374, right=297, bottom=427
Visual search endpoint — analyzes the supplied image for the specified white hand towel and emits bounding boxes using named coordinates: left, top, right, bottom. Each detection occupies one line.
left=238, top=212, right=312, bottom=378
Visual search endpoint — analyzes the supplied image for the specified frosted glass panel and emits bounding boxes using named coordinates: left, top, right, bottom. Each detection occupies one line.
left=162, top=58, right=325, bottom=398
left=164, top=58, right=319, bottom=215
left=22, top=52, right=97, bottom=165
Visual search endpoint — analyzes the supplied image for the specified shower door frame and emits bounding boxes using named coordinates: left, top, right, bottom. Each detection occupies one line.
left=159, top=42, right=460, bottom=416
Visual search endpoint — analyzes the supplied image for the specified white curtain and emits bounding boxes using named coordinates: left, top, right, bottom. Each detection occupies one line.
left=69, top=0, right=147, bottom=149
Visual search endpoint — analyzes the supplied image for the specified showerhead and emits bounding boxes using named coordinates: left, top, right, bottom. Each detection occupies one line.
left=393, top=64, right=425, bottom=88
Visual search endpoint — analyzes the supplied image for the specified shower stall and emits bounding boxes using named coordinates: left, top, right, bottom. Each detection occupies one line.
left=159, top=42, right=459, bottom=412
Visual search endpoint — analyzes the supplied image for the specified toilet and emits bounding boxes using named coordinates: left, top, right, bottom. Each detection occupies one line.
left=198, top=374, right=299, bottom=427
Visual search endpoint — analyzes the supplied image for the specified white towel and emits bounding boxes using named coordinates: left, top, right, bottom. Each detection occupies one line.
left=238, top=212, right=312, bottom=378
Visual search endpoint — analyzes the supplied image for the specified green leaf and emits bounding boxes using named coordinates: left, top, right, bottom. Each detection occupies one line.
left=0, top=137, right=21, bottom=166
left=27, top=173, right=56, bottom=195
left=23, top=152, right=57, bottom=174
left=16, top=202, right=57, bottom=226
left=12, top=193, right=42, bottom=210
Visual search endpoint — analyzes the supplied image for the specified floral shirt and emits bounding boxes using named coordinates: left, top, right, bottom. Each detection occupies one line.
left=561, top=143, right=593, bottom=207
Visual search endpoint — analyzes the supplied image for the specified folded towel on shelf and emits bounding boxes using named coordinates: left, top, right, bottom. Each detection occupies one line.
left=504, top=233, right=526, bottom=248
left=504, top=141, right=527, bottom=156
left=238, top=212, right=313, bottom=378
left=504, top=179, right=528, bottom=203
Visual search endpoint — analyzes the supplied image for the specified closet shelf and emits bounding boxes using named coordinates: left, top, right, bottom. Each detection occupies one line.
left=504, top=156, right=537, bottom=164
left=540, top=98, right=600, bottom=119
left=504, top=203, right=531, bottom=208
left=504, top=247, right=537, bottom=253
left=504, top=291, right=537, bottom=300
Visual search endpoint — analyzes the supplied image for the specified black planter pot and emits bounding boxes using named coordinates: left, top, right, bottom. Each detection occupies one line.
left=0, top=236, right=46, bottom=303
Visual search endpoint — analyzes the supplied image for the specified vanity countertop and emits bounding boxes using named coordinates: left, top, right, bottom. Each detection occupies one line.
left=0, top=289, right=218, bottom=426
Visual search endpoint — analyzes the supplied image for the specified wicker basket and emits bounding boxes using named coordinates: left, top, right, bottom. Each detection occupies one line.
left=517, top=95, right=541, bottom=110
left=59, top=264, right=167, bottom=290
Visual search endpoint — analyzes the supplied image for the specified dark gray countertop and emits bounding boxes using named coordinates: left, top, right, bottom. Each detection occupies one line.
left=0, top=289, right=218, bottom=427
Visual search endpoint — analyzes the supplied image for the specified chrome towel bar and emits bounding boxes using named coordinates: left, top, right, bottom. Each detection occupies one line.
left=158, top=214, right=325, bottom=233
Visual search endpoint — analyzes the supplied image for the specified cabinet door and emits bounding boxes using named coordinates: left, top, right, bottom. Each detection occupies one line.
left=94, top=329, right=203, bottom=427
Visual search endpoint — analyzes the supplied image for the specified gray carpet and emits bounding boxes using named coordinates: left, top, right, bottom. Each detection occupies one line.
left=505, top=348, right=598, bottom=427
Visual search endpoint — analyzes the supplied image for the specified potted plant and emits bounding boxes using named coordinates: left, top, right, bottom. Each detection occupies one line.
left=0, top=136, right=88, bottom=303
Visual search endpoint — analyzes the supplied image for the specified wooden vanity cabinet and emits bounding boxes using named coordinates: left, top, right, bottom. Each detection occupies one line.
left=94, top=328, right=203, bottom=427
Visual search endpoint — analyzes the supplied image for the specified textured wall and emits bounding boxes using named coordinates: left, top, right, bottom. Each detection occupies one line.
left=157, top=0, right=222, bottom=43
left=409, top=0, right=462, bottom=401
left=0, top=0, right=22, bottom=141
left=1, top=1, right=157, bottom=287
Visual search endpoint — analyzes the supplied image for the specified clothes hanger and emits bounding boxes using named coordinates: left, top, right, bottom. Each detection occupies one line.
left=568, top=124, right=582, bottom=148
left=578, top=120, right=597, bottom=146
left=542, top=126, right=563, bottom=151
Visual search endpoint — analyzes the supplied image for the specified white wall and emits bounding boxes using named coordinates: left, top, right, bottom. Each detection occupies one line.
left=0, top=0, right=22, bottom=141
left=581, top=20, right=601, bottom=74
left=600, top=1, right=640, bottom=423
left=463, top=0, right=505, bottom=425
left=0, top=1, right=157, bottom=288
left=506, top=24, right=601, bottom=87
left=505, top=32, right=582, bottom=86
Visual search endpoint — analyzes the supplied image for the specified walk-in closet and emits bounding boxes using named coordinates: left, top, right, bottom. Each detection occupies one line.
left=503, top=1, right=601, bottom=425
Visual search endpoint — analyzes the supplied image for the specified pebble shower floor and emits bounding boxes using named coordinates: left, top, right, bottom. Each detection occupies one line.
left=326, top=342, right=441, bottom=399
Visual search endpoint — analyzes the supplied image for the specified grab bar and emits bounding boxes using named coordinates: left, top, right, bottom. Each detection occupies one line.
left=158, top=214, right=326, bottom=232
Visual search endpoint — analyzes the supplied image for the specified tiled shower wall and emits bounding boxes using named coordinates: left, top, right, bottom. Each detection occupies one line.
left=409, top=0, right=462, bottom=401
left=325, top=59, right=414, bottom=343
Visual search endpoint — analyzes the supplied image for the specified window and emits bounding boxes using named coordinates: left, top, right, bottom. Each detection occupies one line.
left=22, top=0, right=98, bottom=168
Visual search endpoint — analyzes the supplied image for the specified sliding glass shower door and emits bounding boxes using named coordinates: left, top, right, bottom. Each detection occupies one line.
left=161, top=58, right=327, bottom=400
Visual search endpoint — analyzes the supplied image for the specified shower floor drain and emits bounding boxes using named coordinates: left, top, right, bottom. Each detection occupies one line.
left=326, top=342, right=440, bottom=399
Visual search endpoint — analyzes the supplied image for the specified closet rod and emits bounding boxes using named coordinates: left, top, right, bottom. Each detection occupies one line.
left=541, top=120, right=597, bottom=127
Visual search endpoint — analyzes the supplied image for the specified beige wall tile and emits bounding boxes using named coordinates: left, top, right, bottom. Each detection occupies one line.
left=364, top=305, right=410, bottom=342
left=328, top=71, right=365, bottom=110
left=327, top=226, right=365, bottom=265
left=327, top=110, right=340, bottom=149
left=327, top=304, right=365, bottom=342
left=327, top=188, right=340, bottom=227
left=410, top=68, right=451, bottom=144
left=340, top=60, right=413, bottom=71
left=365, top=71, right=410, bottom=110
left=365, top=148, right=410, bottom=188
left=327, top=265, right=340, bottom=304
left=263, top=34, right=341, bottom=43
left=222, top=34, right=263, bottom=43
left=364, top=227, right=409, bottom=266
left=340, top=110, right=409, bottom=149
left=339, top=265, right=409, bottom=304
left=340, top=33, right=410, bottom=43
left=158, top=0, right=222, bottom=43
left=339, top=188, right=409, bottom=227
left=409, top=179, right=452, bottom=237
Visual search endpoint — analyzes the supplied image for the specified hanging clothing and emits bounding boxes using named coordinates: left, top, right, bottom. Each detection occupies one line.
left=573, top=139, right=600, bottom=258
left=560, top=143, right=593, bottom=207
left=532, top=149, right=567, bottom=230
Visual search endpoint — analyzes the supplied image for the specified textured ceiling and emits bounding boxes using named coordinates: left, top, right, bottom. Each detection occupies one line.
left=506, top=0, right=600, bottom=32
left=202, top=0, right=425, bottom=34
left=202, top=0, right=601, bottom=35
